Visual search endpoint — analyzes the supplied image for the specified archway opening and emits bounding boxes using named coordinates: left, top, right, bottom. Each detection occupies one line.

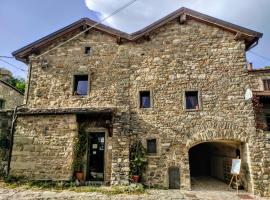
left=189, top=141, right=243, bottom=191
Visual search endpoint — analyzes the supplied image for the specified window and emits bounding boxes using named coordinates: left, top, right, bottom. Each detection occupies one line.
left=73, top=75, right=89, bottom=96
left=263, top=79, right=270, bottom=91
left=139, top=91, right=151, bottom=108
left=147, top=139, right=157, bottom=154
left=0, top=99, right=5, bottom=110
left=185, top=91, right=199, bottom=110
left=85, top=47, right=91, bottom=55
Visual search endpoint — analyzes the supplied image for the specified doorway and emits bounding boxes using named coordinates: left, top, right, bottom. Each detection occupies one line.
left=86, top=133, right=105, bottom=182
left=188, top=141, right=242, bottom=191
left=168, top=166, right=180, bottom=189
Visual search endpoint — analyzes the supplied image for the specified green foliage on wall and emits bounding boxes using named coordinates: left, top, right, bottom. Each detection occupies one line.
left=7, top=77, right=26, bottom=93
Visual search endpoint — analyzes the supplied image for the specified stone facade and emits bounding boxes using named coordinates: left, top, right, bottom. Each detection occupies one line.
left=0, top=110, right=13, bottom=176
left=248, top=70, right=270, bottom=196
left=0, top=78, right=24, bottom=177
left=10, top=11, right=269, bottom=197
left=0, top=80, right=24, bottom=110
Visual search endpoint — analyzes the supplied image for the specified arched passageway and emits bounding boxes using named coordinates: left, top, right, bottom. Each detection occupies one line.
left=189, top=141, right=244, bottom=191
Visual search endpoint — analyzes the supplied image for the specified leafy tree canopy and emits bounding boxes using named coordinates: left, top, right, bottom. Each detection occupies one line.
left=7, top=77, right=26, bottom=93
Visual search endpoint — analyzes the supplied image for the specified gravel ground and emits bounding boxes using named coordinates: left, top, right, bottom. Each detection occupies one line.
left=0, top=177, right=268, bottom=200
left=0, top=188, right=268, bottom=200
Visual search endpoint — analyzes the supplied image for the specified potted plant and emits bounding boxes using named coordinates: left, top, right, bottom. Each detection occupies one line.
left=73, top=131, right=87, bottom=182
left=73, top=159, right=84, bottom=181
left=129, top=139, right=147, bottom=183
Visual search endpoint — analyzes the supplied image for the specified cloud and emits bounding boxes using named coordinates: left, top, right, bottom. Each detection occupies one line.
left=84, top=0, right=269, bottom=33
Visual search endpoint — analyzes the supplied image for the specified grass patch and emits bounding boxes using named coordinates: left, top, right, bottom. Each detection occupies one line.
left=1, top=176, right=146, bottom=195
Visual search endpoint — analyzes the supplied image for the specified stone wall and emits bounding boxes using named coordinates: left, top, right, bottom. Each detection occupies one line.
left=0, top=81, right=24, bottom=110
left=0, top=110, right=13, bottom=177
left=248, top=71, right=270, bottom=196
left=11, top=18, right=269, bottom=196
left=10, top=114, right=77, bottom=180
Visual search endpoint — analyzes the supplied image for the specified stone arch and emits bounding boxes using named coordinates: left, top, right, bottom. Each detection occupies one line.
left=187, top=139, right=252, bottom=192
left=185, top=122, right=250, bottom=150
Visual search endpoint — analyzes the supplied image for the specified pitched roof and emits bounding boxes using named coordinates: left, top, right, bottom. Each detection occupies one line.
left=0, top=79, right=24, bottom=95
left=248, top=68, right=270, bottom=73
left=13, top=7, right=263, bottom=62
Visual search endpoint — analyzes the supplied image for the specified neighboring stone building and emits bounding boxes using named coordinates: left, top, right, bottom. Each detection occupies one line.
left=0, top=80, right=24, bottom=110
left=0, top=68, right=12, bottom=82
left=0, top=70, right=24, bottom=176
left=10, top=7, right=269, bottom=196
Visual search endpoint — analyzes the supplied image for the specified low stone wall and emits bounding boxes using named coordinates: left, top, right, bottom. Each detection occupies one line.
left=0, top=110, right=13, bottom=177
left=10, top=114, right=77, bottom=180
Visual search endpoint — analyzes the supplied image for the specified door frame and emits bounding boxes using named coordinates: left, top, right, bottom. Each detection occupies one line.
left=84, top=128, right=108, bottom=184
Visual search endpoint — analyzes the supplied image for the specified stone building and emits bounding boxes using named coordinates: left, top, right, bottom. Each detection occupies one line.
left=0, top=70, right=24, bottom=176
left=10, top=7, right=269, bottom=196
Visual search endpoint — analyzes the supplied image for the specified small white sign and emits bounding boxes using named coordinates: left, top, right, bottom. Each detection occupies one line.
left=245, top=88, right=253, bottom=101
left=92, top=144, right=98, bottom=149
left=231, top=159, right=241, bottom=175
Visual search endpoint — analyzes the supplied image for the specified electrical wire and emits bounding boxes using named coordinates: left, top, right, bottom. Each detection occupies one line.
left=1, top=0, right=139, bottom=71
left=0, top=58, right=27, bottom=72
left=35, top=0, right=138, bottom=59
left=0, top=56, right=14, bottom=59
left=248, top=50, right=270, bottom=63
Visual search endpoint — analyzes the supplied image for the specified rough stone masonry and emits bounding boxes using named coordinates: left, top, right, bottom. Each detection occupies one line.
left=10, top=8, right=270, bottom=197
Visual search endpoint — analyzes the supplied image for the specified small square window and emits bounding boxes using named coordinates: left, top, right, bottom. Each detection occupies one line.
left=139, top=91, right=151, bottom=108
left=147, top=139, right=157, bottom=154
left=85, top=47, right=91, bottom=55
left=73, top=75, right=89, bottom=96
left=185, top=91, right=199, bottom=110
left=263, top=79, right=270, bottom=91
left=0, top=99, right=5, bottom=110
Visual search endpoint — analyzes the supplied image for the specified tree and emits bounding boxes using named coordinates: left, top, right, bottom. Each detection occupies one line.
left=7, top=77, right=26, bottom=93
left=265, top=66, right=270, bottom=69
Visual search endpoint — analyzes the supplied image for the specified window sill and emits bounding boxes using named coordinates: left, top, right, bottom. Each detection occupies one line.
left=147, top=154, right=159, bottom=158
left=139, top=107, right=152, bottom=109
left=73, top=94, right=88, bottom=98
left=185, top=108, right=200, bottom=112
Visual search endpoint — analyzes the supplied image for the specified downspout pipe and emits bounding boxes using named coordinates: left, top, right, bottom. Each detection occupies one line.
left=246, top=38, right=259, bottom=51
left=6, top=60, right=32, bottom=176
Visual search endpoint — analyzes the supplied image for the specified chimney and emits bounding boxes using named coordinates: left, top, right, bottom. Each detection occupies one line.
left=0, top=68, right=12, bottom=82
left=247, top=62, right=253, bottom=71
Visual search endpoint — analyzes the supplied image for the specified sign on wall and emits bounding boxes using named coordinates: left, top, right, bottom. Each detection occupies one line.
left=231, top=159, right=241, bottom=175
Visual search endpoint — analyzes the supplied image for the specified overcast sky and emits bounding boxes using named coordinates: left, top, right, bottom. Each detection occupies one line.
left=1, top=0, right=270, bottom=79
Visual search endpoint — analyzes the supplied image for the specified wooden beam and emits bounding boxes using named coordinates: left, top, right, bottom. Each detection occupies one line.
left=143, top=33, right=151, bottom=41
left=179, top=14, right=187, bottom=24
left=116, top=37, right=122, bottom=45
left=234, top=32, right=243, bottom=40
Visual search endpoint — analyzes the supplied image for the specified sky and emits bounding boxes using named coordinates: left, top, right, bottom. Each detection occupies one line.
left=1, top=0, right=270, bottom=79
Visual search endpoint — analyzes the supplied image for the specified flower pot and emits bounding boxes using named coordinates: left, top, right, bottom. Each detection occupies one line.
left=132, top=175, right=140, bottom=183
left=75, top=171, right=84, bottom=181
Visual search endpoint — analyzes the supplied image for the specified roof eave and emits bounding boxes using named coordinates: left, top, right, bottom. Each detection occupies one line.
left=12, top=7, right=263, bottom=61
